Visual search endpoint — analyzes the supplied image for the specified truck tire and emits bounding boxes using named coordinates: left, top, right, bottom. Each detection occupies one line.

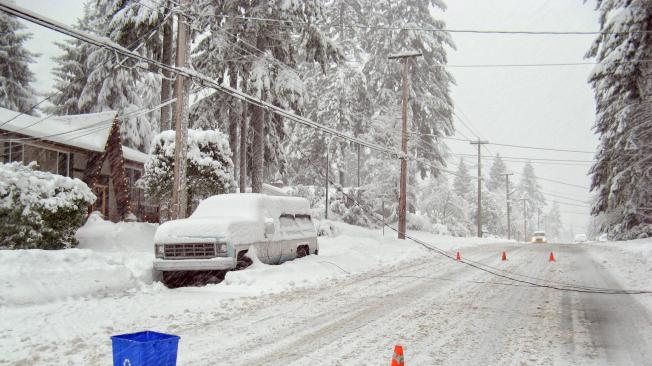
left=162, top=271, right=192, bottom=288
left=236, top=251, right=253, bottom=270
left=297, top=245, right=309, bottom=258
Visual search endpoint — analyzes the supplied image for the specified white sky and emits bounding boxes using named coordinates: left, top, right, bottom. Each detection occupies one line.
left=16, top=0, right=599, bottom=235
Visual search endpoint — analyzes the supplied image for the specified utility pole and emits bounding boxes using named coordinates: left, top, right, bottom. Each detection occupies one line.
left=502, top=173, right=514, bottom=240
left=470, top=139, right=489, bottom=237
left=520, top=196, right=528, bottom=242
left=159, top=0, right=173, bottom=131
left=170, top=0, right=190, bottom=219
left=388, top=51, right=421, bottom=240
left=325, top=140, right=330, bottom=220
left=357, top=144, right=361, bottom=187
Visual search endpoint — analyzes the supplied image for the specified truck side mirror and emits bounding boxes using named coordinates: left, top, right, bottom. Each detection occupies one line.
left=264, top=220, right=275, bottom=237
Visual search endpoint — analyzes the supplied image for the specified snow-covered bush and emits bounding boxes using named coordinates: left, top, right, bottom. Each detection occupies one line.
left=0, top=162, right=96, bottom=249
left=140, top=129, right=236, bottom=214
left=329, top=188, right=374, bottom=227
left=407, top=213, right=431, bottom=231
left=317, top=220, right=340, bottom=237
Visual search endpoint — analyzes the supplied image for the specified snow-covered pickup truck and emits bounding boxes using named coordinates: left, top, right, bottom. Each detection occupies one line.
left=153, top=193, right=318, bottom=287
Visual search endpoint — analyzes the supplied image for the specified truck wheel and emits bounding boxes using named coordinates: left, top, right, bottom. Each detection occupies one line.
left=236, top=251, right=253, bottom=270
left=297, top=245, right=309, bottom=258
left=162, top=271, right=192, bottom=288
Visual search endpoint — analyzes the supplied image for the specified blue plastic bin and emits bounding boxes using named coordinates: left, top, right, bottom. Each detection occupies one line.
left=111, top=331, right=180, bottom=366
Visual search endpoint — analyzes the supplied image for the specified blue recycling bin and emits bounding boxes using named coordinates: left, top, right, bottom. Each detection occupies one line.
left=111, top=331, right=180, bottom=366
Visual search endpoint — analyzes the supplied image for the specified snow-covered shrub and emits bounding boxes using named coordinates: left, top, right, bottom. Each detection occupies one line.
left=285, top=185, right=324, bottom=208
left=140, top=129, right=236, bottom=214
left=407, top=213, right=431, bottom=231
left=329, top=188, right=374, bottom=227
left=0, top=162, right=96, bottom=249
left=317, top=220, right=340, bottom=237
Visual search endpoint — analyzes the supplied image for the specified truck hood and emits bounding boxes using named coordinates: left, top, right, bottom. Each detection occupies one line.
left=154, top=217, right=263, bottom=245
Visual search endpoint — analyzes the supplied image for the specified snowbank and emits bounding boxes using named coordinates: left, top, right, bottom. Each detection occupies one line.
left=0, top=216, right=508, bottom=306
left=0, top=215, right=157, bottom=306
left=219, top=222, right=508, bottom=296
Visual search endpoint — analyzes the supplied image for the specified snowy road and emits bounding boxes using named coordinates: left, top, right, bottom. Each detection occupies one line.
left=178, top=243, right=652, bottom=365
left=3, top=241, right=652, bottom=365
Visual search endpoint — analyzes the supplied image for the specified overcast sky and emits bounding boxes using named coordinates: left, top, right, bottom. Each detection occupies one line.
left=16, top=0, right=599, bottom=235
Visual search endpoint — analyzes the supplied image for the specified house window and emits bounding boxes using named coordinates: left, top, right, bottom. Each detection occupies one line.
left=57, top=151, right=70, bottom=177
left=126, top=167, right=142, bottom=189
left=2, top=142, right=24, bottom=163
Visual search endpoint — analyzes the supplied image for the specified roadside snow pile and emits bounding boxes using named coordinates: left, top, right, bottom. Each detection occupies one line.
left=220, top=222, right=508, bottom=296
left=0, top=214, right=157, bottom=306
left=76, top=211, right=157, bottom=253
left=589, top=238, right=652, bottom=290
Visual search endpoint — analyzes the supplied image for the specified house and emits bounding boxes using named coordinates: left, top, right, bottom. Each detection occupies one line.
left=0, top=107, right=158, bottom=222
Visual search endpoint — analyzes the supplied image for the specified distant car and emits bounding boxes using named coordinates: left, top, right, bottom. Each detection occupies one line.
left=531, top=231, right=547, bottom=243
left=598, top=233, right=609, bottom=242
left=574, top=234, right=587, bottom=243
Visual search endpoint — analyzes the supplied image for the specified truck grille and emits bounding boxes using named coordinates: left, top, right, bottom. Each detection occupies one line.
left=164, top=243, right=215, bottom=259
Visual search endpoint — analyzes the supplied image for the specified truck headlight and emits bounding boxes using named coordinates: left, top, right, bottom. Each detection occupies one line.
left=215, top=242, right=227, bottom=256
left=155, top=244, right=165, bottom=258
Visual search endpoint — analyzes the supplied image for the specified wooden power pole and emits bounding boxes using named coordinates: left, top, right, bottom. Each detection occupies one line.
left=470, top=139, right=489, bottom=237
left=170, top=0, right=190, bottom=219
left=502, top=172, right=514, bottom=240
left=159, top=0, right=173, bottom=132
left=388, top=51, right=421, bottom=240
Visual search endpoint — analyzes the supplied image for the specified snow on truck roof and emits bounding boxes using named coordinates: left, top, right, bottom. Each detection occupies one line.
left=0, top=107, right=148, bottom=164
left=191, top=193, right=311, bottom=220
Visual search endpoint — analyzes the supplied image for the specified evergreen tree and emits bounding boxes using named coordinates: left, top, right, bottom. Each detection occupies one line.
left=47, top=1, right=167, bottom=151
left=487, top=153, right=507, bottom=192
left=362, top=0, right=455, bottom=178
left=586, top=0, right=652, bottom=239
left=453, top=158, right=472, bottom=199
left=516, top=161, right=546, bottom=225
left=0, top=11, right=38, bottom=115
left=140, top=129, right=236, bottom=215
left=546, top=201, right=563, bottom=241
left=190, top=0, right=341, bottom=192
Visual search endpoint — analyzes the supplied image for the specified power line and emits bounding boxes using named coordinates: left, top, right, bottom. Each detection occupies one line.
left=443, top=136, right=595, bottom=154
left=0, top=2, right=173, bottom=128
left=0, top=2, right=400, bottom=158
left=294, top=138, right=650, bottom=295
left=217, top=14, right=651, bottom=36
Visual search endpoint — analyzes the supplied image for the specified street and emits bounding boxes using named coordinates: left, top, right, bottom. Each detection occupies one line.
left=5, top=241, right=650, bottom=365
left=177, top=243, right=652, bottom=365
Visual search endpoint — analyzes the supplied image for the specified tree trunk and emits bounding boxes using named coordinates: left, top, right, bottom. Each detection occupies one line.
left=228, top=71, right=239, bottom=181
left=251, top=103, right=264, bottom=193
left=159, top=2, right=173, bottom=131
left=239, top=82, right=248, bottom=193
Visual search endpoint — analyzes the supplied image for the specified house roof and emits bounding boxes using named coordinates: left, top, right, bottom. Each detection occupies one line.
left=0, top=107, right=148, bottom=164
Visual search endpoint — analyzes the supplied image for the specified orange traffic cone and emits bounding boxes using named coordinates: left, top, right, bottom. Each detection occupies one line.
left=455, top=251, right=461, bottom=261
left=549, top=252, right=555, bottom=262
left=501, top=251, right=507, bottom=261
left=391, top=345, right=405, bottom=366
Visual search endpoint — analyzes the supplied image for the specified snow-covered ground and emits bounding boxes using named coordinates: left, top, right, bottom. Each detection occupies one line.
left=1, top=218, right=651, bottom=365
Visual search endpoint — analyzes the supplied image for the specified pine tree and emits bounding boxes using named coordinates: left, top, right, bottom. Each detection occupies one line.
left=487, top=154, right=507, bottom=192
left=362, top=0, right=455, bottom=178
left=586, top=0, right=652, bottom=239
left=190, top=0, right=341, bottom=192
left=0, top=11, right=39, bottom=115
left=47, top=1, right=167, bottom=151
left=546, top=201, right=563, bottom=241
left=453, top=158, right=472, bottom=199
left=516, top=161, right=546, bottom=224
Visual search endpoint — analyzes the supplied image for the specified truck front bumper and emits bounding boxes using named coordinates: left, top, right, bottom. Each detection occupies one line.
left=153, top=257, right=236, bottom=271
